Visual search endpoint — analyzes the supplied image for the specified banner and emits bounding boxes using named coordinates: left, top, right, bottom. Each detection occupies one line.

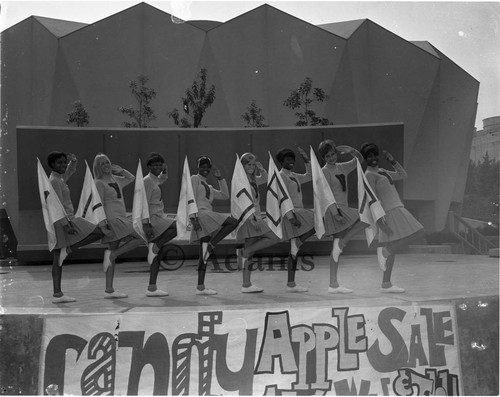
left=132, top=160, right=149, bottom=242
left=75, top=161, right=106, bottom=225
left=36, top=158, right=67, bottom=251
left=40, top=303, right=461, bottom=396
left=265, top=152, right=293, bottom=239
left=357, top=159, right=386, bottom=246
left=175, top=156, right=198, bottom=240
left=230, top=154, right=256, bottom=234
left=310, top=146, right=337, bottom=239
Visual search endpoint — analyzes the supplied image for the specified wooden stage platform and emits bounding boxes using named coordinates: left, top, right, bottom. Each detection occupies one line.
left=1, top=253, right=498, bottom=396
left=1, top=253, right=498, bottom=314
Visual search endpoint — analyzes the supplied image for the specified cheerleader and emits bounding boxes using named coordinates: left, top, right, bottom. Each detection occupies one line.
left=93, top=153, right=142, bottom=299
left=191, top=156, right=238, bottom=295
left=47, top=151, right=104, bottom=303
left=360, top=143, right=424, bottom=293
left=237, top=153, right=279, bottom=293
left=142, top=152, right=177, bottom=297
left=318, top=140, right=368, bottom=294
left=276, top=147, right=315, bottom=293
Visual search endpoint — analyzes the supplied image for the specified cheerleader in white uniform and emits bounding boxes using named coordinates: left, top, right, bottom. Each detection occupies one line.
left=318, top=140, right=368, bottom=294
left=142, top=152, right=177, bottom=297
left=190, top=156, right=238, bottom=295
left=237, top=153, right=280, bottom=293
left=94, top=153, right=143, bottom=299
left=361, top=143, right=424, bottom=293
left=47, top=151, right=104, bottom=303
left=276, top=147, right=315, bottom=293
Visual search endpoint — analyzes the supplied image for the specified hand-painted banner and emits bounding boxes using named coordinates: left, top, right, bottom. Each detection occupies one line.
left=40, top=303, right=461, bottom=395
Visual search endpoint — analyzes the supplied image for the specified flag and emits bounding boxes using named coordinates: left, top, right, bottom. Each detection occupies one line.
left=230, top=154, right=256, bottom=234
left=175, top=156, right=198, bottom=240
left=357, top=158, right=386, bottom=246
left=132, top=160, right=150, bottom=242
left=75, top=161, right=106, bottom=225
left=37, top=158, right=67, bottom=251
left=310, top=146, right=337, bottom=239
left=265, top=152, right=294, bottom=239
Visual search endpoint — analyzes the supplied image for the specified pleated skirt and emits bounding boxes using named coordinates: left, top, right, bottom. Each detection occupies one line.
left=378, top=206, right=424, bottom=244
left=281, top=208, right=315, bottom=240
left=54, top=217, right=97, bottom=249
left=150, top=213, right=176, bottom=240
left=236, top=217, right=273, bottom=241
left=190, top=209, right=229, bottom=243
left=101, top=216, right=136, bottom=243
left=324, top=204, right=360, bottom=236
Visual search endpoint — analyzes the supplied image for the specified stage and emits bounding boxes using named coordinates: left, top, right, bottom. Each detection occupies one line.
left=0, top=253, right=498, bottom=395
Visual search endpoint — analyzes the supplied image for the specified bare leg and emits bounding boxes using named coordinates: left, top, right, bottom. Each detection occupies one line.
left=68, top=227, right=104, bottom=253
left=52, top=250, right=62, bottom=296
left=210, top=217, right=238, bottom=247
left=287, top=254, right=297, bottom=286
left=104, top=237, right=142, bottom=293
left=197, top=238, right=210, bottom=289
left=329, top=255, right=340, bottom=288
left=298, top=228, right=315, bottom=247
left=338, top=220, right=367, bottom=250
left=153, top=223, right=177, bottom=249
left=110, top=236, right=143, bottom=262
left=148, top=224, right=177, bottom=290
left=382, top=253, right=396, bottom=286
left=243, top=232, right=279, bottom=258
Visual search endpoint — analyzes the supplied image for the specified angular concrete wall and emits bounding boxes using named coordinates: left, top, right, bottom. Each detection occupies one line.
left=1, top=2, right=479, bottom=239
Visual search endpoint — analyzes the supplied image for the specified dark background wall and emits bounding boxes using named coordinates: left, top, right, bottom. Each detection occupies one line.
left=17, top=123, right=403, bottom=247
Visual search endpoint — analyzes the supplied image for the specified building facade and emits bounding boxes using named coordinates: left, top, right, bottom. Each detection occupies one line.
left=471, top=116, right=500, bottom=162
left=1, top=2, right=479, bottom=247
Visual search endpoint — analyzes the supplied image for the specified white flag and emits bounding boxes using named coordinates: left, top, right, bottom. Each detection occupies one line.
left=175, top=156, right=198, bottom=240
left=357, top=158, right=386, bottom=246
left=132, top=160, right=150, bottom=242
left=310, top=146, right=337, bottom=239
left=231, top=154, right=256, bottom=234
left=265, top=152, right=294, bottom=239
left=75, top=161, right=106, bottom=225
left=37, top=158, right=67, bottom=251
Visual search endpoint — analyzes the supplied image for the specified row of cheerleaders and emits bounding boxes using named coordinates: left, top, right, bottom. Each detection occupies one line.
left=37, top=140, right=424, bottom=303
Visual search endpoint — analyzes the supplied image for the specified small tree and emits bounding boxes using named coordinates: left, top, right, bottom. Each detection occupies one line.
left=119, top=75, right=157, bottom=128
left=283, top=77, right=332, bottom=126
left=242, top=100, right=268, bottom=128
left=168, top=68, right=216, bottom=128
left=66, top=100, right=89, bottom=127
left=462, top=153, right=499, bottom=223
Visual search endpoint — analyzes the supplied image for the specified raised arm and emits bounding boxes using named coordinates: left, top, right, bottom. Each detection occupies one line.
left=382, top=150, right=407, bottom=180
left=295, top=147, right=312, bottom=183
left=211, top=166, right=229, bottom=200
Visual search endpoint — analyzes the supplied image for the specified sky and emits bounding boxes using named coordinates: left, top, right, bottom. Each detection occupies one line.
left=1, top=0, right=499, bottom=129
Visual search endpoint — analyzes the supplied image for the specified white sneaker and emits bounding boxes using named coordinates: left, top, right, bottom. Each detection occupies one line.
left=146, top=289, right=169, bottom=297
left=58, top=247, right=68, bottom=267
left=328, top=286, right=353, bottom=294
left=52, top=295, right=76, bottom=303
left=147, top=242, right=157, bottom=265
left=380, top=285, right=405, bottom=293
left=377, top=247, right=387, bottom=271
left=332, top=238, right=342, bottom=262
left=104, top=291, right=128, bottom=299
left=290, top=238, right=300, bottom=258
left=103, top=249, right=112, bottom=272
left=196, top=288, right=217, bottom=295
left=241, top=285, right=263, bottom=293
left=286, top=285, right=308, bottom=293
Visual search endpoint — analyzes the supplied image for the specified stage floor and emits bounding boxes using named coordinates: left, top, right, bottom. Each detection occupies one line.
left=1, top=253, right=498, bottom=315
